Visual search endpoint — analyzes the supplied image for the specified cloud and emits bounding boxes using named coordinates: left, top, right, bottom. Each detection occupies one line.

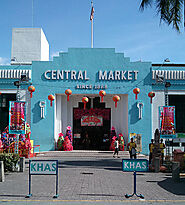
left=50, top=51, right=64, bottom=60
left=0, top=57, right=10, bottom=65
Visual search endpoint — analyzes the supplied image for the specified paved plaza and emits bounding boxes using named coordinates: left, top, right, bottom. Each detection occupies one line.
left=0, top=151, right=185, bottom=204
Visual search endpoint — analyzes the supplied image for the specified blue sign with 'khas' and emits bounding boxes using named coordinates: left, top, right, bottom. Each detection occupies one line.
left=122, top=159, right=149, bottom=172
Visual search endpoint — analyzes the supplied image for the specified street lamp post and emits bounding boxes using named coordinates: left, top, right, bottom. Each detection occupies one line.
left=13, top=74, right=30, bottom=154
left=155, top=58, right=171, bottom=158
left=164, top=82, right=171, bottom=106
left=164, top=81, right=171, bottom=156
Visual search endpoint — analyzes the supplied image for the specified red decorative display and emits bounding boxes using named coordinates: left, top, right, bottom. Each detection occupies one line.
left=63, top=126, right=73, bottom=151
left=9, top=101, right=26, bottom=134
left=119, top=133, right=125, bottom=151
left=48, top=94, right=55, bottom=107
left=65, top=89, right=72, bottom=101
left=57, top=133, right=64, bottom=151
left=1, top=123, right=32, bottom=158
left=110, top=136, right=117, bottom=151
left=74, top=108, right=110, bottom=120
left=113, top=95, right=120, bottom=108
left=99, top=90, right=106, bottom=102
left=133, top=88, right=140, bottom=100
left=28, top=85, right=35, bottom=98
left=81, top=116, right=103, bottom=126
left=82, top=97, right=89, bottom=110
left=148, top=92, right=155, bottom=104
left=159, top=106, right=176, bottom=137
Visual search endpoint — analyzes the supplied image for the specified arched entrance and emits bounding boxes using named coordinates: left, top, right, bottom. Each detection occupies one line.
left=73, top=97, right=111, bottom=150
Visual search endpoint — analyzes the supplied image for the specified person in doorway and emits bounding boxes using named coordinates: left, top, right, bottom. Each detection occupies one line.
left=127, top=138, right=137, bottom=159
left=113, top=137, right=120, bottom=158
left=159, top=139, right=166, bottom=165
left=82, top=133, right=90, bottom=150
left=109, top=127, right=116, bottom=150
left=149, top=139, right=154, bottom=165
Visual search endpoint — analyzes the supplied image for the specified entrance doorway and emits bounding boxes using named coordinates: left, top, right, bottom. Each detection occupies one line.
left=169, top=95, right=185, bottom=132
left=0, top=94, right=16, bottom=133
left=73, top=97, right=111, bottom=150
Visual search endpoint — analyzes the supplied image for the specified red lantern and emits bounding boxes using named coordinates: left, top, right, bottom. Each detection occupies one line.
left=65, top=89, right=72, bottom=101
left=82, top=97, right=89, bottom=110
left=48, top=94, right=55, bottom=106
left=148, top=92, right=155, bottom=104
left=28, top=85, right=35, bottom=98
left=99, top=90, right=106, bottom=102
left=113, top=95, right=120, bottom=108
left=133, top=88, right=140, bottom=100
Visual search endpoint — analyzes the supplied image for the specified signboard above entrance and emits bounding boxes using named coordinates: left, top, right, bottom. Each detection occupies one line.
left=44, top=70, right=139, bottom=81
left=81, top=116, right=103, bottom=126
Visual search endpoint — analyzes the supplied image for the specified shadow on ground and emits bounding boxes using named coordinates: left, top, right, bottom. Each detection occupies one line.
left=0, top=194, right=26, bottom=197
left=158, top=178, right=185, bottom=195
left=59, top=158, right=122, bottom=171
left=78, top=193, right=123, bottom=197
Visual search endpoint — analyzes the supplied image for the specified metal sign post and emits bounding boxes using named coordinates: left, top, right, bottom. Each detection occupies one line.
left=125, top=171, right=144, bottom=199
left=26, top=160, right=59, bottom=198
left=122, top=159, right=148, bottom=199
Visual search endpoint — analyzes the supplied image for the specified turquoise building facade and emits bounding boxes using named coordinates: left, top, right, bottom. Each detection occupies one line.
left=1, top=48, right=185, bottom=154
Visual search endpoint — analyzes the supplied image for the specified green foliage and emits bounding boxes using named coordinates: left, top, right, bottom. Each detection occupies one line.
left=0, top=153, right=20, bottom=172
left=140, top=0, right=184, bottom=32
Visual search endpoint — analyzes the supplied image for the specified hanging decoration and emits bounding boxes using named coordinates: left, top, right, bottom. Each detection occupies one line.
left=148, top=92, right=155, bottom=104
left=65, top=89, right=72, bottom=101
left=99, top=90, right=106, bottom=102
left=28, top=85, right=35, bottom=98
left=82, top=97, right=89, bottom=110
left=73, top=108, right=110, bottom=120
left=9, top=101, right=26, bottom=134
left=113, top=95, right=120, bottom=108
left=133, top=88, right=140, bottom=100
left=48, top=94, right=55, bottom=107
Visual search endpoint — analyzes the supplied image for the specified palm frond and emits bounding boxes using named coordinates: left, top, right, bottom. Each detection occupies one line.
left=140, top=0, right=184, bottom=32
left=169, top=0, right=183, bottom=31
left=140, top=0, right=154, bottom=11
left=155, top=0, right=171, bottom=23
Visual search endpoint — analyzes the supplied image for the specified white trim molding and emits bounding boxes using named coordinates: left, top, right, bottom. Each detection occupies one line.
left=0, top=69, right=31, bottom=80
left=152, top=70, right=185, bottom=80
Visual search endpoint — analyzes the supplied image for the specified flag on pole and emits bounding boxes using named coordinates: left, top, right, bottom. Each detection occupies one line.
left=90, top=6, right=94, bottom=21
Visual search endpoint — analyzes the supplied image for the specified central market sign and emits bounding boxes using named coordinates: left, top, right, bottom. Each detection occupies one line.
left=44, top=70, right=139, bottom=81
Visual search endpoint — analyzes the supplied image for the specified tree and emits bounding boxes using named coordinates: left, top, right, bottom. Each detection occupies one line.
left=140, top=0, right=184, bottom=32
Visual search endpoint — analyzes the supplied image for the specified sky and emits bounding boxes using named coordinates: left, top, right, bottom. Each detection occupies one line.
left=0, top=0, right=185, bottom=65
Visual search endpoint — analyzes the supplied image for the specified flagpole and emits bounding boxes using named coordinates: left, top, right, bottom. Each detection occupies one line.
left=91, top=1, right=93, bottom=48
left=91, top=17, right=93, bottom=48
left=184, top=0, right=185, bottom=29
left=32, top=0, right=34, bottom=27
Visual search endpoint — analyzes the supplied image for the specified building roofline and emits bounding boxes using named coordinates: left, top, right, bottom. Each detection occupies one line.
left=152, top=63, right=185, bottom=67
